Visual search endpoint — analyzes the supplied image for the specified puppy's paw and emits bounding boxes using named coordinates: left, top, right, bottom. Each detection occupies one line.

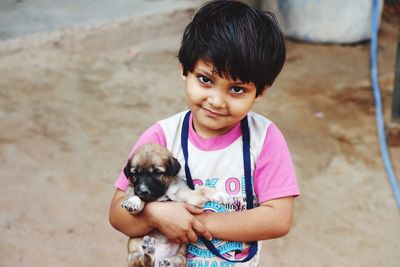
left=159, top=257, right=184, bottom=267
left=142, top=235, right=155, bottom=255
left=159, top=258, right=173, bottom=267
left=121, top=196, right=144, bottom=214
left=209, top=191, right=231, bottom=204
left=197, top=187, right=231, bottom=204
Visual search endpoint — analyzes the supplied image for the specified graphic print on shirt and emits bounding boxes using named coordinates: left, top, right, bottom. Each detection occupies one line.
left=187, top=175, right=256, bottom=265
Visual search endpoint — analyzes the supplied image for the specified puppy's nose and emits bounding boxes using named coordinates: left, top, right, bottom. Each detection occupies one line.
left=139, top=184, right=150, bottom=195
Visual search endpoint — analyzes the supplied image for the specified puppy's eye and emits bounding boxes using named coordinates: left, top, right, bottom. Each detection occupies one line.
left=130, top=168, right=137, bottom=175
left=152, top=168, right=163, bottom=176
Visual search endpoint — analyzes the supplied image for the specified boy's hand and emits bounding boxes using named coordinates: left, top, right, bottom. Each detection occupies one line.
left=142, top=201, right=212, bottom=244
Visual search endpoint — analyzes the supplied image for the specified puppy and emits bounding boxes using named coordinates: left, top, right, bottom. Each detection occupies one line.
left=121, top=143, right=224, bottom=267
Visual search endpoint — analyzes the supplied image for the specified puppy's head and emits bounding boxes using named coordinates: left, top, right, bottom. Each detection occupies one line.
left=123, top=144, right=181, bottom=202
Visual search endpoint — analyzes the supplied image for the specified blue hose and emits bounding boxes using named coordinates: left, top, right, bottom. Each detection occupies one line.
left=370, top=0, right=400, bottom=210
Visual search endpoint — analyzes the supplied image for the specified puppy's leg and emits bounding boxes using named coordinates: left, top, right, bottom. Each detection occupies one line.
left=128, top=252, right=145, bottom=267
left=141, top=235, right=155, bottom=266
left=127, top=236, right=156, bottom=267
left=168, top=180, right=229, bottom=207
left=159, top=244, right=186, bottom=267
left=197, top=186, right=230, bottom=204
left=167, top=180, right=209, bottom=207
left=127, top=237, right=146, bottom=267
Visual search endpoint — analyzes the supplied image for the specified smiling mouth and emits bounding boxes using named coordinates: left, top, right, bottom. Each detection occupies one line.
left=201, top=107, right=226, bottom=118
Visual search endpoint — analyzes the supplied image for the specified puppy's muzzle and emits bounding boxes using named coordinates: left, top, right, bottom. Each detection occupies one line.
left=136, top=183, right=152, bottom=200
left=134, top=176, right=167, bottom=202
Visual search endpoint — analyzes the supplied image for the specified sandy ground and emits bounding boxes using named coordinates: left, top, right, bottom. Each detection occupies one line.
left=0, top=0, right=206, bottom=40
left=0, top=5, right=399, bottom=267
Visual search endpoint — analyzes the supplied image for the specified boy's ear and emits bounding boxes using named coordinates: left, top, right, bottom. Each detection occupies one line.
left=255, top=85, right=269, bottom=102
left=180, top=64, right=187, bottom=81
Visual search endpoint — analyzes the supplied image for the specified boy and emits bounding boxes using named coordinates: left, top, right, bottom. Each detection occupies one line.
left=109, top=1, right=299, bottom=266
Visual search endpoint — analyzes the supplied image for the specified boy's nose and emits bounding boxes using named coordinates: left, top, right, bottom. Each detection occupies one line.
left=207, top=90, right=226, bottom=109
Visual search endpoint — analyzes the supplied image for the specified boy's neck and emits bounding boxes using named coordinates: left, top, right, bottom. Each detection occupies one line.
left=191, top=116, right=240, bottom=139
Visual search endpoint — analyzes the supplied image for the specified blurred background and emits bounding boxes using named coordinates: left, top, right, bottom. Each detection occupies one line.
left=0, top=0, right=399, bottom=266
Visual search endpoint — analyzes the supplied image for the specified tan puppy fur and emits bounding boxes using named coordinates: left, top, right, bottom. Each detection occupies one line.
left=122, top=144, right=225, bottom=267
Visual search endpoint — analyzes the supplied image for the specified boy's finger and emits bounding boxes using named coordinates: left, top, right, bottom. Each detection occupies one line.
left=185, top=204, right=204, bottom=214
left=179, top=236, right=190, bottom=244
left=192, top=219, right=212, bottom=241
left=186, top=229, right=198, bottom=243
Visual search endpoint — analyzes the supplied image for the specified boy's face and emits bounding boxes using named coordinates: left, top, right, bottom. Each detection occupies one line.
left=181, top=60, right=266, bottom=138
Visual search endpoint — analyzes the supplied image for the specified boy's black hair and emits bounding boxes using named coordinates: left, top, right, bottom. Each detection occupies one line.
left=178, top=0, right=286, bottom=96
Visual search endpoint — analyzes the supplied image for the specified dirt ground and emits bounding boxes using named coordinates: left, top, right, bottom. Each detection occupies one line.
left=0, top=6, right=399, bottom=267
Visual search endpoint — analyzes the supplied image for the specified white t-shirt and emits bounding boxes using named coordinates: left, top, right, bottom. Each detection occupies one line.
left=115, top=111, right=299, bottom=266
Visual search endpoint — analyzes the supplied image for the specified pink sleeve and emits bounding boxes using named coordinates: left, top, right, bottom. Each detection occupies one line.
left=253, top=123, right=300, bottom=203
left=114, top=123, right=167, bottom=191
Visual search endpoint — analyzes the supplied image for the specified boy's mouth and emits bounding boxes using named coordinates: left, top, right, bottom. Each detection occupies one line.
left=201, top=106, right=226, bottom=118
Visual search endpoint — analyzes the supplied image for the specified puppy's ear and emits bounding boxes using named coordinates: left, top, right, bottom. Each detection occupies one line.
left=167, top=157, right=181, bottom=177
left=124, top=160, right=132, bottom=179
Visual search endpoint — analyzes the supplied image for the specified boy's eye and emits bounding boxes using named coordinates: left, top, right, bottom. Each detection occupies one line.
left=230, top=87, right=246, bottom=94
left=198, top=75, right=212, bottom=84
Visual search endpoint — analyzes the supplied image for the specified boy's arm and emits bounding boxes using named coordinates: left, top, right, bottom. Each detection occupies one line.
left=195, top=196, right=294, bottom=242
left=109, top=189, right=213, bottom=243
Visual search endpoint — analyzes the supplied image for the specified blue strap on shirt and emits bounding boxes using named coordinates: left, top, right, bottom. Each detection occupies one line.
left=180, top=111, right=258, bottom=263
